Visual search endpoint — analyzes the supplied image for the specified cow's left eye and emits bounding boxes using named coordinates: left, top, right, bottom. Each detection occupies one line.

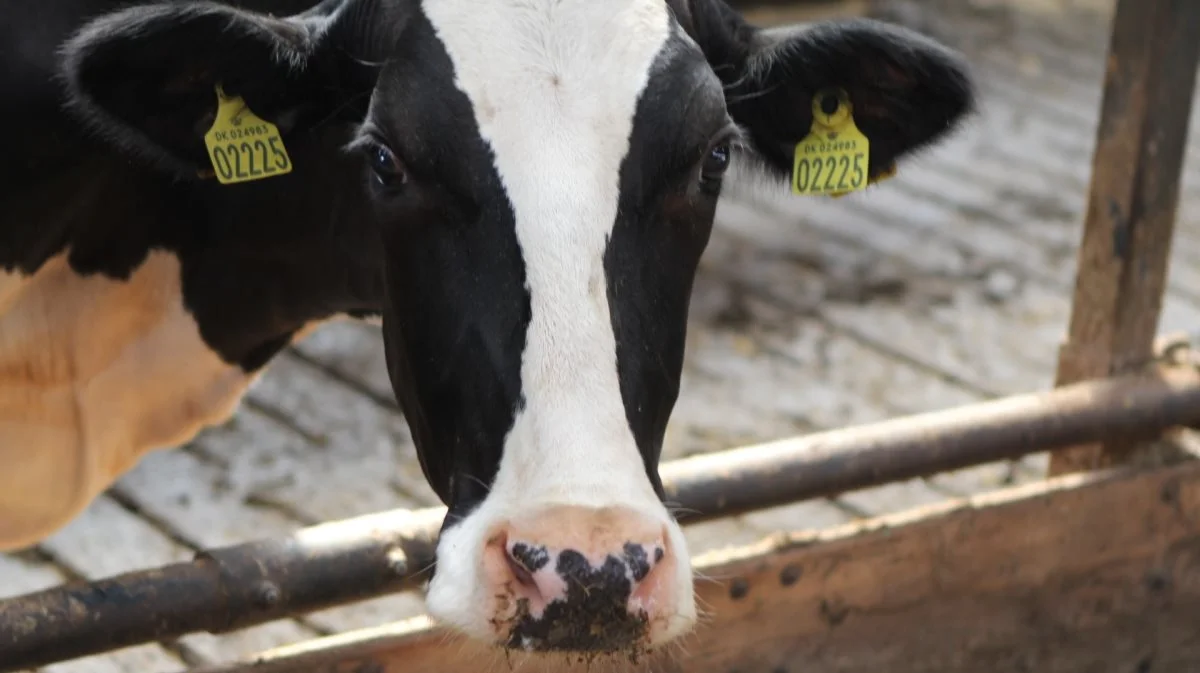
left=700, top=142, right=731, bottom=187
left=367, top=142, right=407, bottom=190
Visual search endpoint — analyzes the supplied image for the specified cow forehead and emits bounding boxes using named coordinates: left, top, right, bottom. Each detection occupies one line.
left=420, top=0, right=673, bottom=200
left=421, top=0, right=673, bottom=106
left=419, top=0, right=676, bottom=373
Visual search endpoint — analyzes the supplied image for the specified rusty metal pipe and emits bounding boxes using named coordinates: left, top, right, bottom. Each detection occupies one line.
left=0, top=507, right=445, bottom=672
left=662, top=363, right=1200, bottom=519
left=2, top=365, right=1200, bottom=671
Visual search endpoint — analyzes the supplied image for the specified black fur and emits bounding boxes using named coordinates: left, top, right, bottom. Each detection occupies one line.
left=58, top=0, right=396, bottom=177
left=676, top=0, right=976, bottom=182
left=606, top=25, right=731, bottom=499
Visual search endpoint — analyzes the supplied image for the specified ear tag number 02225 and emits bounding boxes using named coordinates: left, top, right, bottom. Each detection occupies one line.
left=791, top=88, right=886, bottom=198
left=204, top=85, right=293, bottom=185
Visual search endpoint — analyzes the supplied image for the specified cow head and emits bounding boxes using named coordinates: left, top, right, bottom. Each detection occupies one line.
left=60, top=0, right=973, bottom=655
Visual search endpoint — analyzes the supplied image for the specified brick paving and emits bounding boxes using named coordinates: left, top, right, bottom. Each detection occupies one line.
left=5, top=0, right=1199, bottom=669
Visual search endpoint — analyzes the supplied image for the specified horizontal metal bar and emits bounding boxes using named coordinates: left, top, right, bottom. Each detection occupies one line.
left=661, top=362, right=1200, bottom=519
left=2, top=363, right=1199, bottom=671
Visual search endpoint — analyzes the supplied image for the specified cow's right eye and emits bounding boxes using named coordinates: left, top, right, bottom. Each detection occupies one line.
left=367, top=143, right=407, bottom=189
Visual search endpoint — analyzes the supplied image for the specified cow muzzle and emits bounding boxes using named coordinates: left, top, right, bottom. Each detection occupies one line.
left=480, top=504, right=684, bottom=654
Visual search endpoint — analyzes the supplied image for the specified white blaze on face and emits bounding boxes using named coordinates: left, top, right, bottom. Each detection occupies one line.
left=420, top=0, right=696, bottom=644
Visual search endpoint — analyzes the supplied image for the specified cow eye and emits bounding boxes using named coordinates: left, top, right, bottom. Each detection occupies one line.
left=367, top=142, right=407, bottom=189
left=699, top=142, right=731, bottom=187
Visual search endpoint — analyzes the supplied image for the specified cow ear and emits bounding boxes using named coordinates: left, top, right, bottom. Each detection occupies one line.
left=59, top=0, right=391, bottom=179
left=686, top=4, right=975, bottom=187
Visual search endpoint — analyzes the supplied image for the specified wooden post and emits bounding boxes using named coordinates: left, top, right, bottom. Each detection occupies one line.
left=1049, top=0, right=1200, bottom=476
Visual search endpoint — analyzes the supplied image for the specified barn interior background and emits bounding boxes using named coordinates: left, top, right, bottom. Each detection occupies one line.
left=4, top=0, right=1200, bottom=670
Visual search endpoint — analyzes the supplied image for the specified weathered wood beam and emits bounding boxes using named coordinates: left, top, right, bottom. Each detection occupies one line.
left=197, top=460, right=1200, bottom=673
left=1050, top=0, right=1200, bottom=475
left=2, top=361, right=1199, bottom=672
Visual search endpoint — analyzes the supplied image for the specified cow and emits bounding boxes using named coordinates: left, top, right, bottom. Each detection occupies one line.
left=1, top=0, right=974, bottom=655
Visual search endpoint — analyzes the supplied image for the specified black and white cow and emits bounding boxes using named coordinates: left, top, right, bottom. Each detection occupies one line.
left=1, top=0, right=974, bottom=654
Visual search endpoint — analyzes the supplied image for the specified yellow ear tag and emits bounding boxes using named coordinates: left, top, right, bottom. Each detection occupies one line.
left=204, top=85, right=293, bottom=185
left=791, top=88, right=881, bottom=198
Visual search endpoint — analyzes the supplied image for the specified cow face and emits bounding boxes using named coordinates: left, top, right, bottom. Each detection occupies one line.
left=61, top=0, right=973, bottom=655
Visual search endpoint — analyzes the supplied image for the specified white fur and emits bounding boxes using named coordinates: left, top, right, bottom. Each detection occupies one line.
left=419, top=0, right=697, bottom=645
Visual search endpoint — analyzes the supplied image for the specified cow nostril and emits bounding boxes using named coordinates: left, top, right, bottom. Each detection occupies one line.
left=506, top=541, right=550, bottom=589
left=622, top=541, right=664, bottom=583
left=506, top=550, right=536, bottom=588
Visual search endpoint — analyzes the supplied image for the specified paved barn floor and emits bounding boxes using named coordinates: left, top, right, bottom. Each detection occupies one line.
left=5, top=0, right=1200, bottom=670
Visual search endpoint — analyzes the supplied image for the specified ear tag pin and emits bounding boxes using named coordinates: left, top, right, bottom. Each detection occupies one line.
left=204, top=84, right=293, bottom=185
